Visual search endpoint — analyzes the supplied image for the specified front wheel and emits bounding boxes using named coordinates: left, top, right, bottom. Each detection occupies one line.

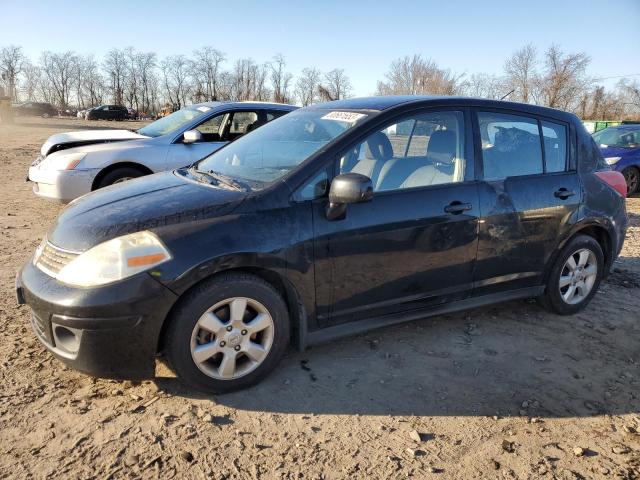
left=539, top=234, right=604, bottom=315
left=164, top=273, right=290, bottom=393
left=96, top=167, right=145, bottom=188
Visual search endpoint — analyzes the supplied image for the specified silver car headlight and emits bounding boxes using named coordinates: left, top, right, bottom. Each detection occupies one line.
left=57, top=231, right=172, bottom=287
left=604, top=156, right=621, bottom=165
left=42, top=152, right=87, bottom=170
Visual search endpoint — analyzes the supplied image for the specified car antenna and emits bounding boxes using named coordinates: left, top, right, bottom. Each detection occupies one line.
left=500, top=89, right=515, bottom=101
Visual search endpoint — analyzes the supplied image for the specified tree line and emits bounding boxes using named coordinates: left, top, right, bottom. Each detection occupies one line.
left=1, top=43, right=638, bottom=120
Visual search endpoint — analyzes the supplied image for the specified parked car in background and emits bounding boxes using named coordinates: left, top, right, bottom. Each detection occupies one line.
left=28, top=101, right=297, bottom=202
left=16, top=96, right=627, bottom=393
left=86, top=104, right=128, bottom=121
left=126, top=107, right=137, bottom=120
left=593, top=124, right=640, bottom=195
left=13, top=102, right=57, bottom=117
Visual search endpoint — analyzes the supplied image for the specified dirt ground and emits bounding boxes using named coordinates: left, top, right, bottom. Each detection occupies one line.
left=0, top=117, right=639, bottom=480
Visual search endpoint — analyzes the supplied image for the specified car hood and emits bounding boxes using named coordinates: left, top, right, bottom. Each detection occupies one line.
left=599, top=145, right=638, bottom=158
left=41, top=130, right=149, bottom=157
left=48, top=171, right=247, bottom=251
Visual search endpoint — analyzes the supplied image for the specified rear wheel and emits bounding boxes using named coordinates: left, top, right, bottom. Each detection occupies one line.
left=539, top=235, right=604, bottom=315
left=164, top=273, right=290, bottom=393
left=622, top=167, right=639, bottom=196
left=96, top=167, right=145, bottom=188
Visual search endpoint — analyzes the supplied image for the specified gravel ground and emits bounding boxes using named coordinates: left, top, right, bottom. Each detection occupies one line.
left=0, top=117, right=639, bottom=480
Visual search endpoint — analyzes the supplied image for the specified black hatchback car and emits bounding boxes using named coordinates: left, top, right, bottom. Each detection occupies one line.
left=86, top=104, right=128, bottom=121
left=16, top=96, right=628, bottom=393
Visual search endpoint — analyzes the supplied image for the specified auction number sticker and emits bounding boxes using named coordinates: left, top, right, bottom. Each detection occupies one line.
left=321, top=111, right=367, bottom=123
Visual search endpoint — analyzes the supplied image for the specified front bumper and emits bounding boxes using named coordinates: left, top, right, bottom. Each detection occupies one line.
left=28, top=165, right=99, bottom=203
left=16, top=260, right=179, bottom=379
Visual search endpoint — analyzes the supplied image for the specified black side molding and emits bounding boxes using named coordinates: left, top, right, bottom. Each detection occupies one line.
left=304, top=286, right=545, bottom=348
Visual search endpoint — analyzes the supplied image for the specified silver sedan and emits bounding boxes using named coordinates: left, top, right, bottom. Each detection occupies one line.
left=28, top=101, right=297, bottom=203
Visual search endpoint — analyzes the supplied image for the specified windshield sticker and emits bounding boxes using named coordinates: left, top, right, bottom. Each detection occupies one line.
left=197, top=106, right=211, bottom=113
left=321, top=111, right=366, bottom=123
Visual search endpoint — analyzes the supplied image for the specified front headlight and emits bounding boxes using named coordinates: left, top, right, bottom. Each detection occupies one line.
left=43, top=152, right=87, bottom=170
left=57, top=231, right=172, bottom=287
left=605, top=156, right=621, bottom=165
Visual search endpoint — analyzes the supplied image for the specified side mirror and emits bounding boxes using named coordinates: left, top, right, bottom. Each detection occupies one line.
left=326, top=173, right=373, bottom=221
left=183, top=130, right=202, bottom=144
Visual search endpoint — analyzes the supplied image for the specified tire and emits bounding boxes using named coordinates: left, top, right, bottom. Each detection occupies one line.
left=164, top=272, right=290, bottom=393
left=539, top=234, right=604, bottom=315
left=622, top=167, right=639, bottom=196
left=97, top=167, right=145, bottom=188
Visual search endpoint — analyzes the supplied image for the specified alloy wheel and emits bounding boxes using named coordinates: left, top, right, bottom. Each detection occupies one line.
left=190, top=297, right=275, bottom=380
left=558, top=248, right=598, bottom=305
left=623, top=168, right=639, bottom=195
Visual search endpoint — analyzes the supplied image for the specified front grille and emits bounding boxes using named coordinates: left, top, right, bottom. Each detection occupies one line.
left=35, top=241, right=80, bottom=277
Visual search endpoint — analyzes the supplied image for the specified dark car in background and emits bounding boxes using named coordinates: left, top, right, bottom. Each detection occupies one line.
left=593, top=124, right=640, bottom=195
left=86, top=104, right=128, bottom=121
left=13, top=102, right=57, bottom=117
left=16, top=96, right=627, bottom=394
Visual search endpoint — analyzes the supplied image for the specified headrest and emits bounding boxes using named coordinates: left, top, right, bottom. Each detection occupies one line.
left=427, top=130, right=457, bottom=164
left=365, top=131, right=393, bottom=161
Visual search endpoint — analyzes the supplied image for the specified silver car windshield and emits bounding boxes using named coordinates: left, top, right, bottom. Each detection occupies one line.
left=195, top=109, right=368, bottom=185
left=138, top=106, right=213, bottom=137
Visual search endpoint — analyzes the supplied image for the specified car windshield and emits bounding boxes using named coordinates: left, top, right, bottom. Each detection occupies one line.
left=593, top=127, right=640, bottom=149
left=138, top=105, right=214, bottom=138
left=194, top=109, right=369, bottom=186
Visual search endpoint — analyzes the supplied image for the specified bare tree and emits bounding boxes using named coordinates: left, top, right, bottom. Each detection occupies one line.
left=103, top=48, right=127, bottom=105
left=462, top=73, right=506, bottom=99
left=538, top=45, right=591, bottom=111
left=161, top=55, right=191, bottom=108
left=0, top=45, right=25, bottom=100
left=40, top=50, right=77, bottom=108
left=295, top=67, right=322, bottom=106
left=376, top=55, right=462, bottom=96
left=21, top=60, right=40, bottom=102
left=270, top=54, right=293, bottom=103
left=323, top=68, right=352, bottom=100
left=191, top=47, right=225, bottom=101
left=229, top=58, right=270, bottom=101
left=504, top=44, right=537, bottom=103
left=137, top=52, right=157, bottom=115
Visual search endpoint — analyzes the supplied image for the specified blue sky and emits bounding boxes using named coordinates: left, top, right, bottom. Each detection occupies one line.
left=1, top=0, right=639, bottom=95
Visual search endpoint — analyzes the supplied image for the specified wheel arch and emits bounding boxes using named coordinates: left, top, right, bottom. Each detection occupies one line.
left=545, top=221, right=615, bottom=283
left=91, top=162, right=154, bottom=190
left=156, top=266, right=307, bottom=356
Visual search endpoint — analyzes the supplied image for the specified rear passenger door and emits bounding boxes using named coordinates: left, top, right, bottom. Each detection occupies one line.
left=473, top=109, right=580, bottom=295
left=312, top=108, right=480, bottom=326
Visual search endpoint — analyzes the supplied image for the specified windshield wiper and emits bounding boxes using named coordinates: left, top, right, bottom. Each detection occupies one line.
left=187, top=166, right=248, bottom=191
left=204, top=170, right=251, bottom=191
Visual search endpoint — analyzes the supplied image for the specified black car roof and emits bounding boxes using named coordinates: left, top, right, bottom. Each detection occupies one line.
left=309, top=95, right=578, bottom=122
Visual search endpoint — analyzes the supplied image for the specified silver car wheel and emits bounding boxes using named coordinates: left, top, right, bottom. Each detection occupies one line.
left=190, top=297, right=275, bottom=380
left=559, top=248, right=598, bottom=305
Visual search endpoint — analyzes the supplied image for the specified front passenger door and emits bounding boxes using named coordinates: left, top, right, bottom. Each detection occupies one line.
left=312, top=109, right=480, bottom=326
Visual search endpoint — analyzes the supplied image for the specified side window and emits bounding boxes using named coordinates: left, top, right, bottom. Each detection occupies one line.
left=478, top=112, right=543, bottom=180
left=227, top=111, right=259, bottom=141
left=293, top=168, right=330, bottom=201
left=196, top=113, right=225, bottom=142
left=267, top=110, right=288, bottom=121
left=340, top=111, right=465, bottom=192
left=542, top=121, right=567, bottom=173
